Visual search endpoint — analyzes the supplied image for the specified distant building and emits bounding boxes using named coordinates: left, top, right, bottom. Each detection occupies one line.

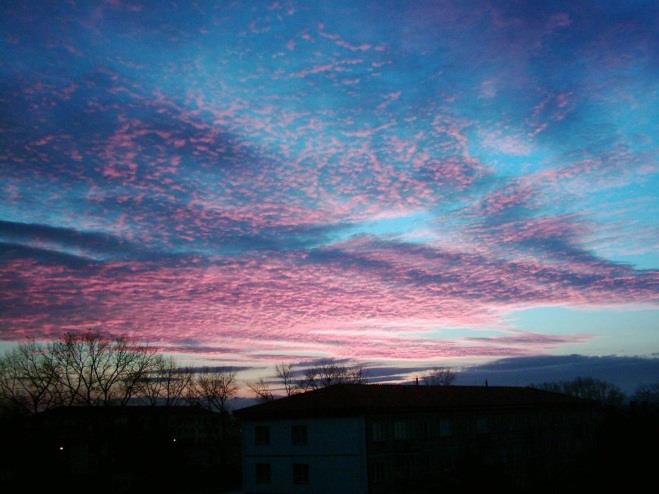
left=235, top=384, right=596, bottom=494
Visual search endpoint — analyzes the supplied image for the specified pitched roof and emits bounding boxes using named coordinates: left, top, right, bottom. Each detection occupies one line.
left=234, top=384, right=592, bottom=420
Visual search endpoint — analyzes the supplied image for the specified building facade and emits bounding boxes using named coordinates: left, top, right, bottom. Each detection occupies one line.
left=235, top=384, right=596, bottom=494
left=241, top=416, right=368, bottom=493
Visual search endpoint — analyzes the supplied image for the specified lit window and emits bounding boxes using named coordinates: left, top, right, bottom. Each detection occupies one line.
left=292, top=425, right=308, bottom=445
left=256, top=463, right=271, bottom=484
left=293, top=463, right=309, bottom=484
left=255, top=425, right=270, bottom=445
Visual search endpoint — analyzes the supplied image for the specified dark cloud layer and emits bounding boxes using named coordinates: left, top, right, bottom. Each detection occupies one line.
left=455, top=355, right=659, bottom=393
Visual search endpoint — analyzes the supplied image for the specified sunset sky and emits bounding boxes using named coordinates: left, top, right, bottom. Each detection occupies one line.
left=1, top=1, right=658, bottom=383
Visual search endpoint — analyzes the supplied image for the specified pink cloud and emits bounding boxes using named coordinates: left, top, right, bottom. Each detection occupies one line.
left=2, top=236, right=656, bottom=363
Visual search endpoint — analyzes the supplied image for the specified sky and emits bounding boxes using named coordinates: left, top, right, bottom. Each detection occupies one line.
left=1, top=1, right=658, bottom=381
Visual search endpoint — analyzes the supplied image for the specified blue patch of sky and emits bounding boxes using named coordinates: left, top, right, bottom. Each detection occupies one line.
left=606, top=253, right=659, bottom=271
left=506, top=305, right=659, bottom=356
left=578, top=183, right=659, bottom=269
left=330, top=210, right=435, bottom=243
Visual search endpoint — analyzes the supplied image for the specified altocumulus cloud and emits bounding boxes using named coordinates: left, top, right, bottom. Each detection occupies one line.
left=0, top=1, right=657, bottom=364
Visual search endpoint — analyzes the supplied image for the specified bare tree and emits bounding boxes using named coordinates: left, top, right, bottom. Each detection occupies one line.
left=0, top=341, right=59, bottom=413
left=89, top=335, right=160, bottom=405
left=246, top=378, right=274, bottom=403
left=632, top=383, right=659, bottom=406
left=115, top=342, right=162, bottom=406
left=140, top=356, right=193, bottom=406
left=533, top=377, right=626, bottom=407
left=0, top=332, right=166, bottom=412
left=0, top=333, right=254, bottom=414
left=422, top=367, right=456, bottom=386
left=47, top=332, right=161, bottom=406
left=298, top=361, right=366, bottom=391
left=189, top=368, right=238, bottom=414
left=275, top=363, right=296, bottom=396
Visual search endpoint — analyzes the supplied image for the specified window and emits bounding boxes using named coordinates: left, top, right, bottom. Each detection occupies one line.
left=370, top=461, right=386, bottom=482
left=395, top=455, right=413, bottom=479
left=416, top=420, right=429, bottom=440
left=292, top=424, right=308, bottom=445
left=255, top=425, right=270, bottom=445
left=293, top=463, right=310, bottom=484
left=394, top=421, right=410, bottom=440
left=256, top=463, right=271, bottom=484
left=371, top=422, right=386, bottom=442
left=439, top=419, right=453, bottom=437
left=419, top=454, right=431, bottom=474
left=476, top=417, right=489, bottom=434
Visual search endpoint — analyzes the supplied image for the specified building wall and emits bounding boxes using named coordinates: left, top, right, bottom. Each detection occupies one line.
left=365, top=408, right=596, bottom=493
left=242, top=416, right=368, bottom=494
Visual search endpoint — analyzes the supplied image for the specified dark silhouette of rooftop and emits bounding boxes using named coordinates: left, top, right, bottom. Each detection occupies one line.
left=235, top=383, right=593, bottom=420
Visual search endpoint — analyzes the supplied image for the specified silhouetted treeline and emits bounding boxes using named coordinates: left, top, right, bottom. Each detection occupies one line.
left=531, top=376, right=658, bottom=407
left=0, top=331, right=242, bottom=493
left=0, top=332, right=238, bottom=414
left=246, top=359, right=367, bottom=402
